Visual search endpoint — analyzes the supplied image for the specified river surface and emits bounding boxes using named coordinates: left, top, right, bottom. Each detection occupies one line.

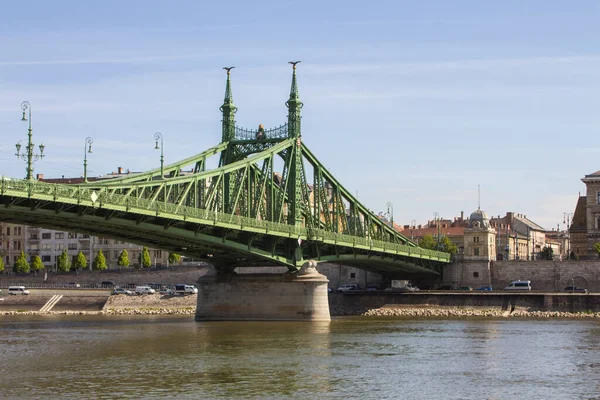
left=1, top=316, right=599, bottom=399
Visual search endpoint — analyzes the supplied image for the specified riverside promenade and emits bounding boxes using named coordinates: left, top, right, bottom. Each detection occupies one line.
left=1, top=289, right=600, bottom=318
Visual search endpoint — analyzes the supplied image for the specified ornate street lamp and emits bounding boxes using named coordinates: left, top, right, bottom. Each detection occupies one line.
left=154, top=132, right=164, bottom=179
left=83, top=137, right=93, bottom=183
left=386, top=202, right=394, bottom=230
left=15, top=101, right=45, bottom=180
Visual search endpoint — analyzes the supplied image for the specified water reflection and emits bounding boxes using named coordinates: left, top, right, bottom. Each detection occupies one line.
left=1, top=316, right=600, bottom=399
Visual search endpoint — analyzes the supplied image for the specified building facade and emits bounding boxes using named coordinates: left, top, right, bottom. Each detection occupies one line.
left=570, top=170, right=600, bottom=258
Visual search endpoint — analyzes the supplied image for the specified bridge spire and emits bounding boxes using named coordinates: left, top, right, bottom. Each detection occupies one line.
left=220, top=67, right=237, bottom=142
left=286, top=61, right=303, bottom=138
left=285, top=61, right=305, bottom=229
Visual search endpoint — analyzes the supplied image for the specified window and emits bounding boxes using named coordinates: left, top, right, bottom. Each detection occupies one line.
left=14, top=241, right=21, bottom=250
left=68, top=233, right=77, bottom=239
left=42, top=244, right=51, bottom=251
left=30, top=234, right=38, bottom=240
left=42, top=255, right=51, bottom=262
left=56, top=244, right=64, bottom=250
left=474, top=237, right=480, bottom=243
left=68, top=243, right=78, bottom=250
left=474, top=248, right=480, bottom=256
left=30, top=244, right=39, bottom=250
left=42, top=233, right=51, bottom=240
left=6, top=227, right=9, bottom=236
left=473, top=272, right=479, bottom=278
left=16, top=227, right=22, bottom=235
left=55, top=233, right=64, bottom=240
left=350, top=272, right=356, bottom=278
left=598, top=192, right=600, bottom=205
left=597, top=216, right=600, bottom=230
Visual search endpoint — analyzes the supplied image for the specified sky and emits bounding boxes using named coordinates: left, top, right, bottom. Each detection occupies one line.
left=1, top=0, right=599, bottom=231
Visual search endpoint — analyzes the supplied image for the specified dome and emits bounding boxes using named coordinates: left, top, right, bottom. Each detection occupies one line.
left=468, top=208, right=490, bottom=229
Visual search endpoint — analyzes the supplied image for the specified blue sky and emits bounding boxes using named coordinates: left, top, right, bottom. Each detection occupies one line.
left=1, top=1, right=599, bottom=230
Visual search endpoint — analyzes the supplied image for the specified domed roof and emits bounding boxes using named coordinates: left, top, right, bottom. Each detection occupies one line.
left=468, top=208, right=490, bottom=229
left=470, top=209, right=488, bottom=221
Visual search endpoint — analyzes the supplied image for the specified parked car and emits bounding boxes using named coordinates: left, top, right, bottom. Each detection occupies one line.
left=336, top=283, right=361, bottom=292
left=174, top=284, right=198, bottom=295
left=436, top=285, right=455, bottom=290
left=67, top=282, right=80, bottom=288
left=112, top=288, right=133, bottom=296
left=475, top=286, right=493, bottom=291
left=160, top=287, right=174, bottom=295
left=457, top=286, right=473, bottom=291
left=564, top=286, right=588, bottom=293
left=8, top=286, right=30, bottom=295
left=100, top=281, right=116, bottom=288
left=504, top=280, right=532, bottom=291
left=135, top=286, right=156, bottom=295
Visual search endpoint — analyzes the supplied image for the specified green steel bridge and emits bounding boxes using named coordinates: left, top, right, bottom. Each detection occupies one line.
left=0, top=65, right=450, bottom=276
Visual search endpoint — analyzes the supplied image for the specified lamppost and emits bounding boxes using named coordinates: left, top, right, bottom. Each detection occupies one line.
left=15, top=101, right=45, bottom=180
left=154, top=132, right=164, bottom=179
left=83, top=137, right=93, bottom=182
left=563, top=212, right=573, bottom=259
left=386, top=202, right=394, bottom=230
left=433, top=212, right=440, bottom=249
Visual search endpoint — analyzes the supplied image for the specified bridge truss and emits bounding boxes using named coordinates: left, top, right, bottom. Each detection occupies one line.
left=0, top=66, right=450, bottom=275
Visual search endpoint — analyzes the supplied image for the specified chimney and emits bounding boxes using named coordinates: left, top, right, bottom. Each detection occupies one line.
left=36, top=173, right=44, bottom=180
left=460, top=211, right=464, bottom=219
left=118, top=167, right=123, bottom=174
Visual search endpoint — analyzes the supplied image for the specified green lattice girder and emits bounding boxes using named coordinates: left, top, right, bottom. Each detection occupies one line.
left=0, top=142, right=450, bottom=273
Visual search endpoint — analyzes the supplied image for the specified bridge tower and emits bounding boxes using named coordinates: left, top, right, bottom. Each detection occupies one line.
left=286, top=61, right=304, bottom=228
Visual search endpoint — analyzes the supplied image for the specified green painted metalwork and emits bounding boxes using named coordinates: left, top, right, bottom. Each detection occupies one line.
left=0, top=64, right=451, bottom=274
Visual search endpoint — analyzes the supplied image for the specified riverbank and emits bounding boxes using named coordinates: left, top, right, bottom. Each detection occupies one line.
left=361, top=305, right=600, bottom=318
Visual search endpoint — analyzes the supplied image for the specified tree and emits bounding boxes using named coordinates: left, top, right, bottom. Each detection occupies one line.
left=594, top=242, right=600, bottom=258
left=168, top=253, right=181, bottom=265
left=13, top=251, right=30, bottom=274
left=418, top=234, right=437, bottom=250
left=57, top=249, right=70, bottom=273
left=73, top=251, right=87, bottom=271
left=31, top=255, right=44, bottom=275
left=440, top=236, right=458, bottom=254
left=0, top=256, right=4, bottom=273
left=93, top=249, right=108, bottom=270
left=139, top=247, right=151, bottom=268
left=540, top=246, right=554, bottom=260
left=117, top=250, right=130, bottom=269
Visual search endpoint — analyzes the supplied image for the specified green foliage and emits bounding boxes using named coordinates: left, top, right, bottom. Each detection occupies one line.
left=540, top=246, right=554, bottom=260
left=73, top=251, right=87, bottom=271
left=117, top=250, right=130, bottom=268
left=31, top=255, right=44, bottom=273
left=418, top=234, right=437, bottom=250
left=439, top=236, right=458, bottom=254
left=594, top=242, right=600, bottom=257
left=0, top=256, right=4, bottom=273
left=92, top=250, right=108, bottom=270
left=418, top=234, right=456, bottom=254
left=140, top=247, right=151, bottom=268
left=168, top=253, right=181, bottom=264
left=13, top=251, right=30, bottom=274
left=57, top=249, right=70, bottom=273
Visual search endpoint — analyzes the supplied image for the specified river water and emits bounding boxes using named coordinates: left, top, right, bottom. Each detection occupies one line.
left=1, top=316, right=599, bottom=399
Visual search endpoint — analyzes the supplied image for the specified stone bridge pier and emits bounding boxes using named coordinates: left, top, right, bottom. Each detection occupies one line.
left=195, top=261, right=331, bottom=321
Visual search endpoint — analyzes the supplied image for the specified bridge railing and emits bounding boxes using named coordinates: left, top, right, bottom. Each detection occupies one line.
left=234, top=124, right=288, bottom=141
left=1, top=178, right=450, bottom=261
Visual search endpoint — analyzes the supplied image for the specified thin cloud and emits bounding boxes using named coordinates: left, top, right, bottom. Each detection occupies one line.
left=304, top=55, right=600, bottom=75
left=0, top=54, right=204, bottom=67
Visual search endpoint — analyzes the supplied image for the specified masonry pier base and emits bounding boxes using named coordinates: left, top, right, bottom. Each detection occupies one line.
left=195, top=261, right=331, bottom=322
